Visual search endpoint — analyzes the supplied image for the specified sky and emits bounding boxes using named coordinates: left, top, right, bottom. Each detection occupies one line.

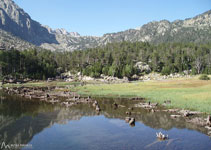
left=13, top=0, right=211, bottom=36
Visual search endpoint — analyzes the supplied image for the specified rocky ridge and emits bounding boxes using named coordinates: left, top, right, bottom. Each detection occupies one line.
left=0, top=0, right=210, bottom=51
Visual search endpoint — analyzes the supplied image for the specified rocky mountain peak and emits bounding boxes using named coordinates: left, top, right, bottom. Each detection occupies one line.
left=0, top=0, right=210, bottom=51
left=0, top=0, right=58, bottom=46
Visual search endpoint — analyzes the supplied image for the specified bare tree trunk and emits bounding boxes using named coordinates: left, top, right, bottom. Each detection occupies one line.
left=195, top=57, right=202, bottom=74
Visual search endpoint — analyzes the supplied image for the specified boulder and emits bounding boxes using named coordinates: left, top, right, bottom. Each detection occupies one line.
left=156, top=132, right=168, bottom=140
left=65, top=78, right=74, bottom=82
left=82, top=76, right=94, bottom=81
left=129, top=118, right=135, bottom=125
left=134, top=61, right=151, bottom=73
left=179, top=110, right=201, bottom=117
left=131, top=74, right=139, bottom=80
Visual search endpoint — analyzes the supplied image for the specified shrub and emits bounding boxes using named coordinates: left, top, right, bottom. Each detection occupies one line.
left=199, top=74, right=210, bottom=80
left=161, top=66, right=171, bottom=75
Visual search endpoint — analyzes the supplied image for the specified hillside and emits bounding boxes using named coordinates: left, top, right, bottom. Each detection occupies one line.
left=0, top=0, right=210, bottom=51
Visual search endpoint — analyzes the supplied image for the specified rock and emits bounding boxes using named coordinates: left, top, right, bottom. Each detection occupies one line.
left=47, top=78, right=54, bottom=82
left=92, top=101, right=98, bottom=107
left=82, top=76, right=94, bottom=81
left=151, top=102, right=158, bottom=107
left=131, top=74, right=139, bottom=80
left=134, top=102, right=157, bottom=109
left=118, top=105, right=126, bottom=108
left=129, top=118, right=135, bottom=125
left=163, top=109, right=179, bottom=112
left=179, top=110, right=201, bottom=117
left=128, top=107, right=134, bottom=110
left=179, top=110, right=191, bottom=117
left=207, top=115, right=211, bottom=125
left=126, top=111, right=131, bottom=115
left=205, top=126, right=211, bottom=130
left=122, top=77, right=129, bottom=82
left=113, top=102, right=118, bottom=108
left=96, top=106, right=101, bottom=111
left=134, top=62, right=151, bottom=73
left=184, top=111, right=189, bottom=117
left=46, top=94, right=50, bottom=98
left=170, top=115, right=181, bottom=118
left=65, top=78, right=74, bottom=82
left=156, top=132, right=168, bottom=140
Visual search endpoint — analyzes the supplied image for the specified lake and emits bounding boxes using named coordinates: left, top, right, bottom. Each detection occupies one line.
left=0, top=91, right=210, bottom=150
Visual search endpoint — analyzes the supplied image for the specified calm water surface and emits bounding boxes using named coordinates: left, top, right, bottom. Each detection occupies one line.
left=0, top=91, right=210, bottom=150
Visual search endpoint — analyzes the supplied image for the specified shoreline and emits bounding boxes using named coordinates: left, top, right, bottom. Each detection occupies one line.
left=1, top=80, right=211, bottom=137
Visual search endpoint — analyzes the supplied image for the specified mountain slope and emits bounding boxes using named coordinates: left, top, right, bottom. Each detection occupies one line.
left=0, top=0, right=58, bottom=45
left=0, top=0, right=210, bottom=51
left=0, top=29, right=35, bottom=50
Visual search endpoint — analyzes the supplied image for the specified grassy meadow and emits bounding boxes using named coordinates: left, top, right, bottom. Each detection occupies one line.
left=74, top=76, right=211, bottom=114
left=2, top=75, right=211, bottom=114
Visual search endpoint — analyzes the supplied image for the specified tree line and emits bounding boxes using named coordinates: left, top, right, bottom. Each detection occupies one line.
left=0, top=42, right=211, bottom=80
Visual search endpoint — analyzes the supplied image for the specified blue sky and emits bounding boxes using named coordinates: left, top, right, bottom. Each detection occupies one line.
left=14, top=0, right=211, bottom=36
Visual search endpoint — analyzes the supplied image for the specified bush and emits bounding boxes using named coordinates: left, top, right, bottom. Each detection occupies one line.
left=161, top=66, right=171, bottom=75
left=199, top=74, right=210, bottom=80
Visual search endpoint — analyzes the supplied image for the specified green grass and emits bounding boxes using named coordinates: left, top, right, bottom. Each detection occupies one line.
left=2, top=75, right=211, bottom=114
left=74, top=76, right=211, bottom=114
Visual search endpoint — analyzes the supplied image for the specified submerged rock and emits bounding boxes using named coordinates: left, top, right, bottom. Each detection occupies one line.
left=156, top=132, right=168, bottom=140
left=129, top=118, right=135, bottom=125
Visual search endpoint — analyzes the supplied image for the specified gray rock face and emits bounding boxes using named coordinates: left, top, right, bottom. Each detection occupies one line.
left=0, top=29, right=35, bottom=50
left=0, top=0, right=211, bottom=51
left=0, top=0, right=58, bottom=45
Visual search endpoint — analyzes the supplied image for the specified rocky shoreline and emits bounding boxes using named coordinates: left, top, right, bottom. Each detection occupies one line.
left=3, top=86, right=96, bottom=109
left=1, top=85, right=211, bottom=137
left=134, top=101, right=211, bottom=136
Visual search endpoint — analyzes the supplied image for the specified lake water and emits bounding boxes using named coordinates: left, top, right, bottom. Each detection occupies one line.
left=0, top=91, right=211, bottom=150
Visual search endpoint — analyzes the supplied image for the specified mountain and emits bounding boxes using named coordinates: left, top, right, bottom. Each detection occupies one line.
left=0, top=0, right=210, bottom=51
left=0, top=0, right=58, bottom=45
left=0, top=29, right=35, bottom=50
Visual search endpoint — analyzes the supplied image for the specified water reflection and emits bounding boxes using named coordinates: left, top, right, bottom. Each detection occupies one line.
left=0, top=92, right=210, bottom=150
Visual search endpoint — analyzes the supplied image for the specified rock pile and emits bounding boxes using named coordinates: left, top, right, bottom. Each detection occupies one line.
left=3, top=87, right=94, bottom=108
